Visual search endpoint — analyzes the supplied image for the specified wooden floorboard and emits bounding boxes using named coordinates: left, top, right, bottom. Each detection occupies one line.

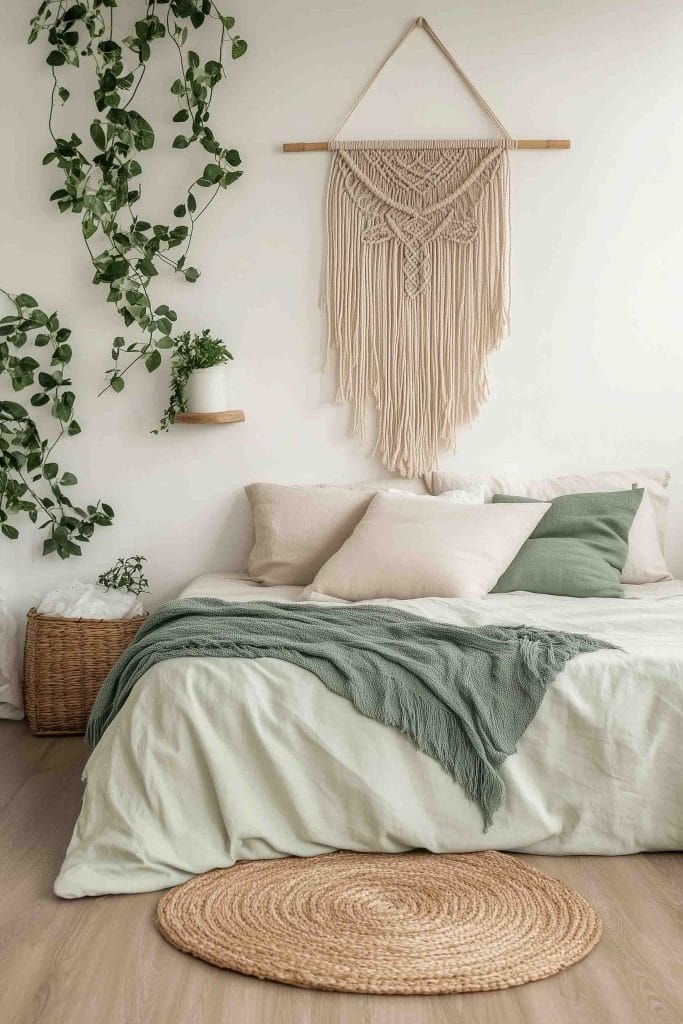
left=1, top=719, right=681, bottom=1024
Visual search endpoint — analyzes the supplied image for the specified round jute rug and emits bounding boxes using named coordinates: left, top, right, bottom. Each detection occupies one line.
left=155, top=850, right=602, bottom=994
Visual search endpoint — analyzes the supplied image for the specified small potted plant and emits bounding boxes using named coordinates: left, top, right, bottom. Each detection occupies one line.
left=97, top=555, right=150, bottom=598
left=160, top=330, right=233, bottom=429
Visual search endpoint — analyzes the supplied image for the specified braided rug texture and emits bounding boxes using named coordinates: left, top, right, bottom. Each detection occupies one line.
left=156, top=851, right=602, bottom=994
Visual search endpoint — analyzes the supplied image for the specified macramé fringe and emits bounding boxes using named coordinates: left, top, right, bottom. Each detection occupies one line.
left=324, top=142, right=510, bottom=478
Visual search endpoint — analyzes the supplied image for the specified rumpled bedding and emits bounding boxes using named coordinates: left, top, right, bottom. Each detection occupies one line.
left=55, top=574, right=683, bottom=898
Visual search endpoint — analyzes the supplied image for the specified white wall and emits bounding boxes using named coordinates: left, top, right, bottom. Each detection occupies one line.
left=1, top=0, right=682, bottom=622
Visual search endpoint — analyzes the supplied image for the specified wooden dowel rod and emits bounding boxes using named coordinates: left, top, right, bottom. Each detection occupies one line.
left=517, top=139, right=571, bottom=149
left=282, top=139, right=570, bottom=152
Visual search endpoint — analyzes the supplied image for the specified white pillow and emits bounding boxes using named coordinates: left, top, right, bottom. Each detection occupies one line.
left=388, top=486, right=485, bottom=504
left=440, top=485, right=486, bottom=505
left=246, top=479, right=426, bottom=586
left=308, top=492, right=550, bottom=601
left=425, top=468, right=671, bottom=584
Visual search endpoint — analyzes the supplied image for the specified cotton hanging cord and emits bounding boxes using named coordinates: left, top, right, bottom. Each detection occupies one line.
left=329, top=20, right=422, bottom=142
left=415, top=18, right=513, bottom=141
left=329, top=17, right=513, bottom=144
left=324, top=18, right=512, bottom=476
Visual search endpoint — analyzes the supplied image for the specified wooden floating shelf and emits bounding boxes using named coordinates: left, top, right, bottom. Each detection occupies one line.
left=175, top=410, right=246, bottom=425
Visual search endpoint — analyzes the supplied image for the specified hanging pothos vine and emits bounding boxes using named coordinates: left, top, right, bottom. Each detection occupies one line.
left=0, top=288, right=114, bottom=557
left=0, top=0, right=246, bottom=556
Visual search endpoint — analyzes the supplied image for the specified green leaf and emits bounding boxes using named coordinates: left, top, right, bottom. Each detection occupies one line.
left=220, top=15, right=235, bottom=30
left=173, top=204, right=186, bottom=218
left=187, top=192, right=197, bottom=213
left=0, top=401, right=28, bottom=419
left=90, top=120, right=106, bottom=150
left=2, top=524, right=19, bottom=540
left=60, top=472, right=78, bottom=486
left=155, top=336, right=173, bottom=349
left=172, top=135, right=189, bottom=149
left=99, top=258, right=128, bottom=282
left=111, top=375, right=125, bottom=393
left=55, top=343, right=73, bottom=363
left=58, top=86, right=70, bottom=103
left=145, top=349, right=161, bottom=372
left=137, top=258, right=158, bottom=278
left=15, top=293, right=38, bottom=308
left=184, top=267, right=200, bottom=282
left=54, top=399, right=73, bottom=422
left=67, top=419, right=81, bottom=436
left=172, top=109, right=189, bottom=123
left=202, top=163, right=222, bottom=184
left=131, top=113, right=155, bottom=151
left=43, top=462, right=58, bottom=480
left=46, top=50, right=66, bottom=66
left=42, top=538, right=57, bottom=555
left=82, top=216, right=97, bottom=240
left=232, top=38, right=247, bottom=59
left=200, top=136, right=220, bottom=156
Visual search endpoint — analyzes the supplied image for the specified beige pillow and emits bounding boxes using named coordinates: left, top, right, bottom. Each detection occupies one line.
left=425, top=468, right=671, bottom=584
left=308, top=492, right=550, bottom=601
left=246, top=479, right=426, bottom=586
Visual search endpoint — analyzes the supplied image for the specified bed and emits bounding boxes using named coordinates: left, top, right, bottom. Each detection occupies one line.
left=54, top=572, right=683, bottom=898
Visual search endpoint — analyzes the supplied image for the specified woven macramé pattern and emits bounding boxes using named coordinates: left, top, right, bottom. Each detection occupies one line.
left=325, top=140, right=510, bottom=477
left=156, top=850, right=602, bottom=994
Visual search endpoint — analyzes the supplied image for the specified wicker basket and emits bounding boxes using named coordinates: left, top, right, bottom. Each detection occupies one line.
left=23, top=608, right=147, bottom=736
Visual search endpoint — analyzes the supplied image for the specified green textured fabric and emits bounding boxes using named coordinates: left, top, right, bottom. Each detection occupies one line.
left=86, top=599, right=612, bottom=826
left=493, top=489, right=644, bottom=598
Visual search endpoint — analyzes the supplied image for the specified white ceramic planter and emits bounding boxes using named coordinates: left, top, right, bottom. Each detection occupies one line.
left=185, top=366, right=228, bottom=414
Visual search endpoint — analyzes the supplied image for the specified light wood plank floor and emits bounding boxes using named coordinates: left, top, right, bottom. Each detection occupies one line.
left=1, top=720, right=681, bottom=1024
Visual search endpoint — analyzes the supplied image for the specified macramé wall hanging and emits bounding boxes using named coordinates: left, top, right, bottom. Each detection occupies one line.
left=284, top=17, right=570, bottom=478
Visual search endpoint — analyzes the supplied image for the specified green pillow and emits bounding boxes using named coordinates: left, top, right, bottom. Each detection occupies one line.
left=492, top=488, right=644, bottom=598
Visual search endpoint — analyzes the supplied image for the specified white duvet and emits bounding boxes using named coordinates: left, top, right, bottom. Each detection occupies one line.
left=55, top=575, right=683, bottom=898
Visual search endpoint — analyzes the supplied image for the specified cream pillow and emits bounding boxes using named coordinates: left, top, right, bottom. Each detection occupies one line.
left=425, top=468, right=671, bottom=584
left=308, top=492, right=550, bottom=601
left=246, top=479, right=426, bottom=586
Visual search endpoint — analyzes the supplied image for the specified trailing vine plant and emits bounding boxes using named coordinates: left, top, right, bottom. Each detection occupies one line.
left=28, top=0, right=246, bottom=401
left=0, top=2, right=246, bottom=556
left=0, top=288, right=114, bottom=556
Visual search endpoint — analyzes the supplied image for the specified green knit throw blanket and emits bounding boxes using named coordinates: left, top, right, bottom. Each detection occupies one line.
left=86, top=599, right=613, bottom=826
